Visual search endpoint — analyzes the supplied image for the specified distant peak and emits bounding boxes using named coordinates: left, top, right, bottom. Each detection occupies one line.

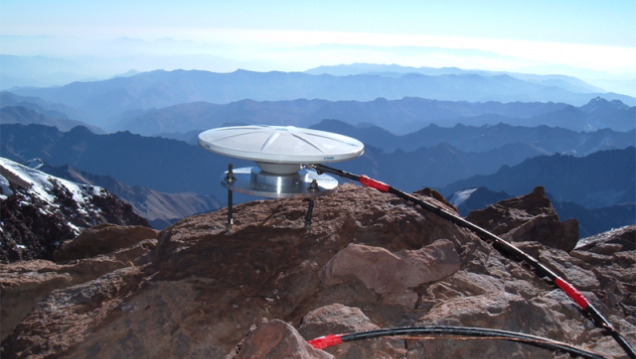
left=24, top=158, right=46, bottom=170
left=580, top=97, right=628, bottom=112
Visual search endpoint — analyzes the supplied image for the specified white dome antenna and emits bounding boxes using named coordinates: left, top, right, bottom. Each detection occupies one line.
left=199, top=125, right=364, bottom=230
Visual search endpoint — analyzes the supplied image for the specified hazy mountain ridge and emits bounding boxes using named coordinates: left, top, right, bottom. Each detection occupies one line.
left=0, top=91, right=88, bottom=121
left=10, top=69, right=635, bottom=127
left=0, top=124, right=253, bottom=202
left=116, top=96, right=634, bottom=136
left=3, top=122, right=632, bottom=237
left=344, top=142, right=546, bottom=189
left=310, top=119, right=635, bottom=155
left=34, top=160, right=222, bottom=229
left=305, top=63, right=606, bottom=93
left=0, top=124, right=546, bottom=203
left=440, top=147, right=636, bottom=209
left=0, top=106, right=102, bottom=133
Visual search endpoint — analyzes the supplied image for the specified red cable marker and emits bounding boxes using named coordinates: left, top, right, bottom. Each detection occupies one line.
left=359, top=175, right=390, bottom=192
left=555, top=277, right=589, bottom=309
left=308, top=334, right=344, bottom=350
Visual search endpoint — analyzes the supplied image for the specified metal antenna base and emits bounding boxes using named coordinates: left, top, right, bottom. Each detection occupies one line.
left=221, top=167, right=335, bottom=230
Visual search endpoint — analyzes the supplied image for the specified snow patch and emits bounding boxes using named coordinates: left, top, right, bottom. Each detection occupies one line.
left=25, top=158, right=45, bottom=170
left=0, top=173, right=13, bottom=196
left=67, top=222, right=81, bottom=235
left=0, top=157, right=105, bottom=206
left=450, top=188, right=478, bottom=207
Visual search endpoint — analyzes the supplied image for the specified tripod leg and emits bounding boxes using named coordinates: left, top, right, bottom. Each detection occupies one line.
left=225, top=163, right=235, bottom=231
left=226, top=189, right=233, bottom=230
left=304, top=199, right=315, bottom=229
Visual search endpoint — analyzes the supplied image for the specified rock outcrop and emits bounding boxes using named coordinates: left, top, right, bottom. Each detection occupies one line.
left=53, top=223, right=159, bottom=262
left=466, top=186, right=580, bottom=252
left=319, top=240, right=460, bottom=294
left=1, top=225, right=157, bottom=341
left=575, top=225, right=636, bottom=252
left=1, top=185, right=634, bottom=359
left=233, top=319, right=334, bottom=359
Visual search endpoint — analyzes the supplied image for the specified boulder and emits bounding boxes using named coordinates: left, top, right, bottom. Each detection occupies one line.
left=575, top=225, right=636, bottom=252
left=319, top=239, right=460, bottom=294
left=233, top=319, right=334, bottom=359
left=466, top=186, right=579, bottom=252
left=299, top=304, right=379, bottom=339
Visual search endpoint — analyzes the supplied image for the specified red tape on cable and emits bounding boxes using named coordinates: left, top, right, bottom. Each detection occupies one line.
left=360, top=175, right=390, bottom=192
left=555, top=277, right=589, bottom=309
left=308, top=334, right=344, bottom=349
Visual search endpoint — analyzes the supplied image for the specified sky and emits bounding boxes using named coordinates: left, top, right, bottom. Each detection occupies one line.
left=1, top=0, right=635, bottom=77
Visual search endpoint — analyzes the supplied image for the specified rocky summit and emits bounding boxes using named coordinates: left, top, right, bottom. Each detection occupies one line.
left=0, top=157, right=150, bottom=262
left=1, top=184, right=634, bottom=358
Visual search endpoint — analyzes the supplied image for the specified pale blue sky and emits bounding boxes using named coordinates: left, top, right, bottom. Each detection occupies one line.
left=1, top=0, right=635, bottom=74
left=2, top=0, right=634, bottom=46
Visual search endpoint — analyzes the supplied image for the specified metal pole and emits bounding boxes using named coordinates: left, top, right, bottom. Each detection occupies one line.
left=305, top=179, right=319, bottom=229
left=225, top=163, right=235, bottom=230
left=305, top=199, right=315, bottom=229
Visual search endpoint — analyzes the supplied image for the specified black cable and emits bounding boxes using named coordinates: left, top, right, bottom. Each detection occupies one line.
left=341, top=326, right=612, bottom=359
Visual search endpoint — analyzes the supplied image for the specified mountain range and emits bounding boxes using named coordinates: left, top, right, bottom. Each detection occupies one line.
left=2, top=123, right=632, bottom=218
left=440, top=147, right=635, bottom=209
left=115, top=96, right=634, bottom=136
left=0, top=124, right=253, bottom=202
left=9, top=69, right=635, bottom=127
left=0, top=91, right=88, bottom=122
left=30, top=159, right=221, bottom=229
left=155, top=117, right=635, bottom=160
left=0, top=106, right=101, bottom=133
left=305, top=63, right=606, bottom=94
left=309, top=119, right=635, bottom=155
left=0, top=123, right=547, bottom=202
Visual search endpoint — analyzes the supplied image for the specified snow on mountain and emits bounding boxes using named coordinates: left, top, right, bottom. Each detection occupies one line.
left=0, top=157, right=105, bottom=229
left=449, top=188, right=478, bottom=208
left=0, top=157, right=149, bottom=262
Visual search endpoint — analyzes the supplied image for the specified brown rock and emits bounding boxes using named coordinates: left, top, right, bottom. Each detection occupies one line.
left=2, top=266, right=146, bottom=359
left=576, top=225, right=636, bottom=252
left=413, top=187, right=459, bottom=214
left=539, top=248, right=600, bottom=291
left=0, top=239, right=156, bottom=341
left=466, top=186, right=579, bottom=252
left=382, top=290, right=419, bottom=307
left=299, top=304, right=379, bottom=339
left=53, top=223, right=159, bottom=262
left=233, top=319, right=334, bottom=359
left=588, top=243, right=624, bottom=255
left=3, top=185, right=634, bottom=359
left=319, top=239, right=460, bottom=294
left=2, top=185, right=475, bottom=358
